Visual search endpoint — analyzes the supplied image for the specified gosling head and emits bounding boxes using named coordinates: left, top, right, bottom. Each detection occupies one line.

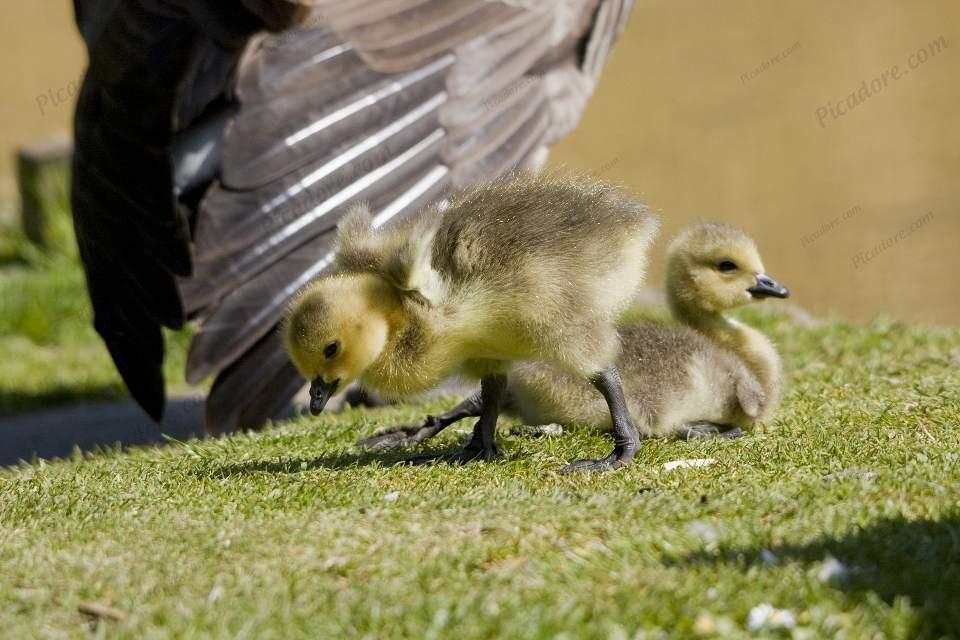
left=666, top=223, right=789, bottom=315
left=283, top=274, right=394, bottom=415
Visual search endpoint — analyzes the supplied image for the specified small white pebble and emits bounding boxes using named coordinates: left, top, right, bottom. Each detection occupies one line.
left=823, top=467, right=877, bottom=482
left=431, top=607, right=449, bottom=628
left=747, top=603, right=796, bottom=631
left=693, top=612, right=717, bottom=635
left=206, top=585, right=224, bottom=606
left=816, top=556, right=849, bottom=583
left=706, top=587, right=718, bottom=600
left=322, top=556, right=348, bottom=571
left=663, top=458, right=717, bottom=472
left=693, top=612, right=736, bottom=636
left=687, top=520, right=719, bottom=543
left=383, top=491, right=401, bottom=502
left=770, top=609, right=797, bottom=629
left=605, top=623, right=629, bottom=640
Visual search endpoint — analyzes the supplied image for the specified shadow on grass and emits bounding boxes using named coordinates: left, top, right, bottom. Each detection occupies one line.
left=202, top=423, right=738, bottom=478
left=201, top=442, right=477, bottom=476
left=669, top=514, right=960, bottom=639
left=0, top=252, right=31, bottom=268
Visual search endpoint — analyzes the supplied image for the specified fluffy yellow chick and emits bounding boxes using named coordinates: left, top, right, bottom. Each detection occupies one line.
left=511, top=223, right=788, bottom=435
left=360, top=223, right=788, bottom=447
left=284, top=172, right=658, bottom=470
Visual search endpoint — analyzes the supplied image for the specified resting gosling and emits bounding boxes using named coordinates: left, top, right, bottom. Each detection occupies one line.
left=360, top=223, right=787, bottom=445
left=283, top=173, right=658, bottom=470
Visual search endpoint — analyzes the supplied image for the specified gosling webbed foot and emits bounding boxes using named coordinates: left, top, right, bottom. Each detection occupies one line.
left=680, top=423, right=745, bottom=440
left=356, top=415, right=447, bottom=450
left=562, top=366, right=641, bottom=473
left=355, top=391, right=484, bottom=450
left=561, top=450, right=631, bottom=473
left=719, top=428, right=745, bottom=439
left=399, top=375, right=506, bottom=466
left=403, top=436, right=502, bottom=465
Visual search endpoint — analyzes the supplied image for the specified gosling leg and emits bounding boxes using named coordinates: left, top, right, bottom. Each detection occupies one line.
left=406, top=374, right=507, bottom=465
left=356, top=391, right=483, bottom=449
left=562, top=366, right=641, bottom=473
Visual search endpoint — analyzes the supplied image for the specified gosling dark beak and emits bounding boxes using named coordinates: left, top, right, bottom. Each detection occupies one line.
left=748, top=273, right=790, bottom=299
left=309, top=377, right=340, bottom=415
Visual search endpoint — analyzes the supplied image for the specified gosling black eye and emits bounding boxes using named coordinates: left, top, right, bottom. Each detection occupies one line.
left=716, top=260, right=739, bottom=273
left=323, top=341, right=340, bottom=359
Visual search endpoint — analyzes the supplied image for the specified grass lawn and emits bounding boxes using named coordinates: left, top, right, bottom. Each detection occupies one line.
left=2, top=306, right=959, bottom=638
left=2, top=173, right=958, bottom=637
left=0, top=218, right=192, bottom=416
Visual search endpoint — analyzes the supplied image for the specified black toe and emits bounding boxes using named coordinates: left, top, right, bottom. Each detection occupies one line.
left=403, top=444, right=499, bottom=466
left=560, top=453, right=628, bottom=474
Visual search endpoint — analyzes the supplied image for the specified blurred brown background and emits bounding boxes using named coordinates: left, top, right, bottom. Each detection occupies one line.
left=1, top=1, right=957, bottom=324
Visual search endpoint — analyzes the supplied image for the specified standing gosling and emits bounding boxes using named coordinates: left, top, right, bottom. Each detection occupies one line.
left=360, top=223, right=787, bottom=445
left=283, top=173, right=658, bottom=471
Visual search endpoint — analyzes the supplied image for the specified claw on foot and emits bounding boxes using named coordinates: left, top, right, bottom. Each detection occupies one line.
left=356, top=416, right=442, bottom=449
left=403, top=444, right=500, bottom=466
left=356, top=431, right=407, bottom=449
left=560, top=452, right=631, bottom=474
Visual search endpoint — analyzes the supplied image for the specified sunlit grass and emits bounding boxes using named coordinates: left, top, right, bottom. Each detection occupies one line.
left=2, top=310, right=958, bottom=638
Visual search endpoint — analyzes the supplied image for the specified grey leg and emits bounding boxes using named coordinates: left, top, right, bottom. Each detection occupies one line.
left=562, top=366, right=641, bottom=473
left=407, top=374, right=507, bottom=465
left=356, top=391, right=483, bottom=449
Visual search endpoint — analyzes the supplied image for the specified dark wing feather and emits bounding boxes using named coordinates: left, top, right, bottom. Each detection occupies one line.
left=71, top=0, right=314, bottom=419
left=204, top=329, right=295, bottom=430
left=73, top=1, right=199, bottom=419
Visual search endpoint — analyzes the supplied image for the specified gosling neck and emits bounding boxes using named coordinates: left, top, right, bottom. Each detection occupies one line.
left=668, top=289, right=778, bottom=395
left=668, top=290, right=730, bottom=336
left=360, top=275, right=457, bottom=396
left=358, top=274, right=408, bottom=344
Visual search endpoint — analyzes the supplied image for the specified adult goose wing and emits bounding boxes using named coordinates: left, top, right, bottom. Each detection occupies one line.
left=71, top=0, right=311, bottom=420
left=71, top=0, right=634, bottom=431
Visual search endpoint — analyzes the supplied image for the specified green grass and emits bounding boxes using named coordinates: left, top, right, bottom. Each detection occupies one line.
left=0, top=222, right=191, bottom=415
left=2, top=309, right=959, bottom=638
left=2, top=169, right=958, bottom=637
